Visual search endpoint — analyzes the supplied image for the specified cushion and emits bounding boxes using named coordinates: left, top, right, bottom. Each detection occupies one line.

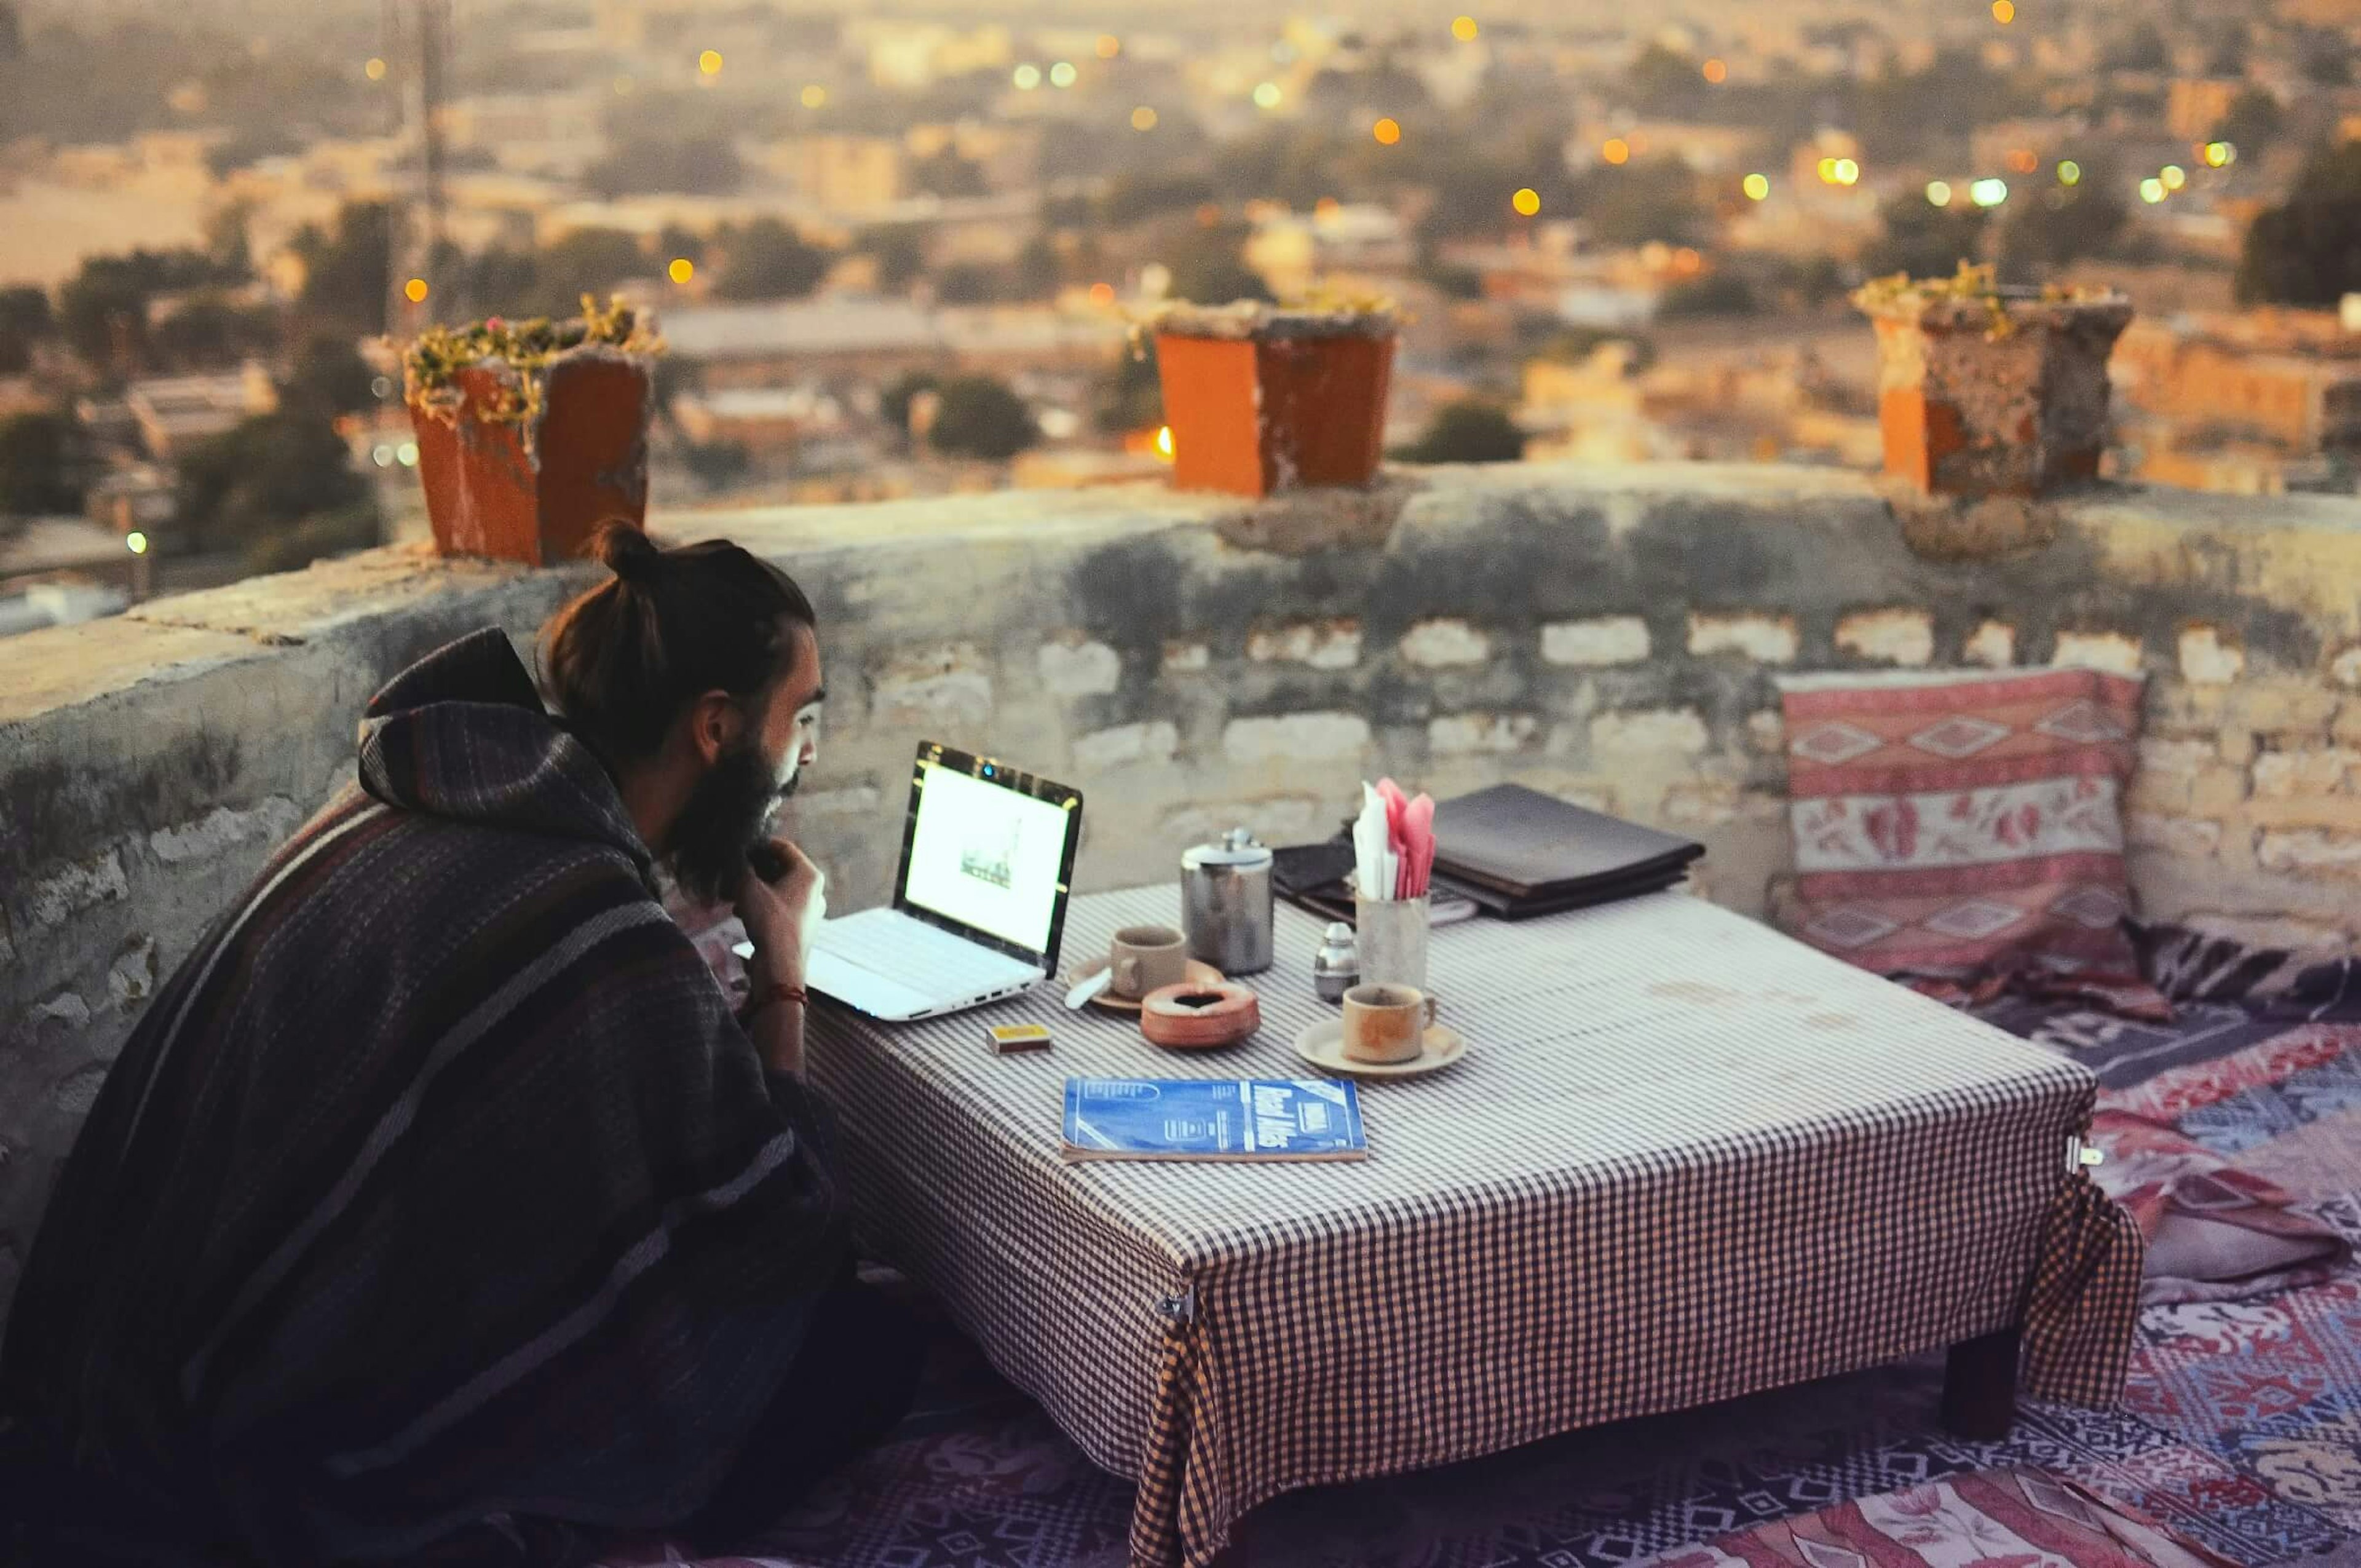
left=1778, top=666, right=2145, bottom=978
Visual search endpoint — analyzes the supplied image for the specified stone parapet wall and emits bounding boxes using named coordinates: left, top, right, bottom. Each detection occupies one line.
left=5, top=462, right=2361, bottom=1325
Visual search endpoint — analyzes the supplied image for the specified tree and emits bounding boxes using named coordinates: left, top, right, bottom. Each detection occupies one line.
left=879, top=370, right=941, bottom=442
left=1093, top=342, right=1162, bottom=435
left=243, top=503, right=380, bottom=576
left=715, top=220, right=830, bottom=302
left=681, top=439, right=751, bottom=491
left=292, top=202, right=393, bottom=338
left=2216, top=87, right=2285, bottom=151
left=1862, top=194, right=1990, bottom=280
left=174, top=410, right=370, bottom=554
left=282, top=335, right=376, bottom=416
left=2104, top=22, right=2169, bottom=73
left=933, top=263, right=1008, bottom=304
left=1575, top=158, right=1707, bottom=247
left=861, top=228, right=927, bottom=294
left=925, top=376, right=1035, bottom=460
left=1657, top=273, right=1758, bottom=319
left=152, top=295, right=279, bottom=370
left=1996, top=172, right=2128, bottom=278
left=1398, top=401, right=1524, bottom=464
left=1162, top=225, right=1273, bottom=306
left=0, top=411, right=91, bottom=516
left=0, top=284, right=52, bottom=374
left=532, top=228, right=649, bottom=311
left=908, top=148, right=987, bottom=199
left=1013, top=234, right=1063, bottom=299
left=2236, top=143, right=2361, bottom=307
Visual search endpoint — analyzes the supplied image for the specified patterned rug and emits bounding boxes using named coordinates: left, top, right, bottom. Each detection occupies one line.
left=601, top=966, right=2361, bottom=1568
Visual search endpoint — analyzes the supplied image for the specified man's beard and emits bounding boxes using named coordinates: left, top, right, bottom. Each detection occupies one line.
left=671, top=740, right=800, bottom=906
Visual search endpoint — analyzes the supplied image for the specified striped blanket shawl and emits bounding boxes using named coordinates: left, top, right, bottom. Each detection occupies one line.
left=0, top=628, right=848, bottom=1565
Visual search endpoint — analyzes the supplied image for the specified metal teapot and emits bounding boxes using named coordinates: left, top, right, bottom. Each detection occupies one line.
left=1180, top=827, right=1274, bottom=976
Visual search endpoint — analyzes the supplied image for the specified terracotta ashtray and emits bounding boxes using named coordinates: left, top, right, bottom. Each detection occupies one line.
left=1138, top=981, right=1260, bottom=1049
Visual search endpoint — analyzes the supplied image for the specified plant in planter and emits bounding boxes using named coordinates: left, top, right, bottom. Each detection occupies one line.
left=1134, top=285, right=1399, bottom=497
left=403, top=296, right=664, bottom=564
left=1852, top=263, right=2132, bottom=499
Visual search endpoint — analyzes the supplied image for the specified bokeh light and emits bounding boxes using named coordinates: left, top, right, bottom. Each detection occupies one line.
left=1252, top=81, right=1282, bottom=108
left=1511, top=186, right=1541, bottom=216
left=1131, top=106, right=1158, bottom=130
left=1832, top=157, right=1859, bottom=186
left=1155, top=426, right=1174, bottom=460
left=1374, top=117, right=1401, bottom=145
left=1096, top=35, right=1121, bottom=59
left=1013, top=63, right=1042, bottom=90
left=1991, top=0, right=2015, bottom=22
left=1702, top=58, right=1727, bottom=84
left=1970, top=178, right=2009, bottom=206
left=403, top=277, right=429, bottom=303
left=2204, top=141, right=2236, bottom=167
left=698, top=49, right=722, bottom=75
left=397, top=442, right=419, bottom=467
left=2160, top=164, right=2186, bottom=191
left=1602, top=138, right=1630, bottom=165
left=125, top=531, right=148, bottom=555
left=1926, top=179, right=1953, bottom=205
left=668, top=258, right=694, bottom=285
left=1452, top=16, right=1480, bottom=42
left=1742, top=173, right=1770, bottom=200
left=1088, top=282, right=1115, bottom=306
left=1049, top=61, right=1077, bottom=88
left=1816, top=156, right=1837, bottom=183
left=2057, top=159, right=2081, bottom=185
left=364, top=57, right=386, bottom=81
left=2140, top=177, right=2166, bottom=204
left=801, top=85, right=827, bottom=108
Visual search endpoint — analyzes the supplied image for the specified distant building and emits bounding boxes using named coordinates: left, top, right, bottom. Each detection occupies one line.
left=658, top=298, right=1124, bottom=387
left=764, top=137, right=907, bottom=214
left=1243, top=204, right=1414, bottom=297
left=441, top=93, right=607, bottom=178
left=122, top=363, right=277, bottom=460
left=2112, top=311, right=2361, bottom=495
left=2167, top=79, right=2243, bottom=141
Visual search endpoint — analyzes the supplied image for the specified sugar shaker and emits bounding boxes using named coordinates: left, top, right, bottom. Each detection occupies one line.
left=1311, top=921, right=1359, bottom=1004
left=1180, top=827, right=1275, bottom=975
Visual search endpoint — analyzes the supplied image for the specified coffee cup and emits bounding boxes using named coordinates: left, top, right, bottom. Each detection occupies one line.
left=1110, top=924, right=1189, bottom=1000
left=1341, top=983, right=1438, bottom=1065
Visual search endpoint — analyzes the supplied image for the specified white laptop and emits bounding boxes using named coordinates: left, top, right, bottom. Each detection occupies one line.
left=734, top=741, right=1084, bottom=1021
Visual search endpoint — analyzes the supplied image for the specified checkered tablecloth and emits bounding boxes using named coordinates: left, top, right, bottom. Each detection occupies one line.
left=804, top=887, right=2139, bottom=1568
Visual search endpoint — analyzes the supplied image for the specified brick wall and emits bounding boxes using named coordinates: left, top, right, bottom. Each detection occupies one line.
left=5, top=462, right=2361, bottom=1326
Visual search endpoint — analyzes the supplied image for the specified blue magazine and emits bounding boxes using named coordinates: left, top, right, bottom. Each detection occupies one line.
left=1061, top=1078, right=1367, bottom=1163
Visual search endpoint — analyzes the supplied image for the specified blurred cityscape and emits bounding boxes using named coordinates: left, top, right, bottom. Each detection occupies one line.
left=4, top=0, right=2361, bottom=632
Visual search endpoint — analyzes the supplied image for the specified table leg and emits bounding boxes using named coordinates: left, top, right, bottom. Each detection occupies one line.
left=1940, top=1325, right=2022, bottom=1439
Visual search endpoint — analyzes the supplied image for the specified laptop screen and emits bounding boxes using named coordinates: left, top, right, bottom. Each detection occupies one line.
left=898, top=748, right=1081, bottom=964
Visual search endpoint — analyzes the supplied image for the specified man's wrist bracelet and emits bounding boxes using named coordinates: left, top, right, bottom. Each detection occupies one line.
left=746, top=981, right=809, bottom=1019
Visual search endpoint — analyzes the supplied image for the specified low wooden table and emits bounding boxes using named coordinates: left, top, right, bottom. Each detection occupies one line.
left=807, top=886, right=2116, bottom=1567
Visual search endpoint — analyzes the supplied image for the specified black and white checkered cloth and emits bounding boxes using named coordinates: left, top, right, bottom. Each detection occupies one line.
left=805, top=887, right=2136, bottom=1567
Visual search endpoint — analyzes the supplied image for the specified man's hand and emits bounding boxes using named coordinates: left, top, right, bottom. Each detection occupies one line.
left=735, top=837, right=825, bottom=984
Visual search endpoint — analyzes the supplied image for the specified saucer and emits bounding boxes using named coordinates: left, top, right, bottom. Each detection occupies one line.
left=1292, top=1018, right=1467, bottom=1079
left=1063, top=954, right=1227, bottom=1013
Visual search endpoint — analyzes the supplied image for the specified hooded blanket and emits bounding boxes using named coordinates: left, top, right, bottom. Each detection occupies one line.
left=0, top=628, right=848, bottom=1566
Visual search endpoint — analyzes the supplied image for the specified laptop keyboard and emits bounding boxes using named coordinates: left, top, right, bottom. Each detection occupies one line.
left=820, top=913, right=1033, bottom=991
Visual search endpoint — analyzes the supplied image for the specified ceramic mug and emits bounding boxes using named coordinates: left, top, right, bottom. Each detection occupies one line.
left=1341, top=982, right=1438, bottom=1065
left=1110, top=924, right=1190, bottom=1000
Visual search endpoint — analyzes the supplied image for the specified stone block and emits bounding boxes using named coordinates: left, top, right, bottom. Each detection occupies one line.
left=2188, top=766, right=2248, bottom=816
left=2127, top=812, right=2223, bottom=859
left=2333, top=702, right=2361, bottom=747
left=1162, top=641, right=1211, bottom=673
left=1962, top=620, right=2017, bottom=668
left=1591, top=708, right=1712, bottom=757
left=1746, top=710, right=1787, bottom=754
left=1037, top=636, right=1122, bottom=697
left=1399, top=618, right=1492, bottom=668
left=2245, top=795, right=2361, bottom=831
left=1663, top=780, right=1748, bottom=826
left=2251, top=748, right=2360, bottom=799
left=2051, top=630, right=2143, bottom=676
left=2147, top=680, right=2230, bottom=737
left=148, top=798, right=305, bottom=866
left=105, top=939, right=157, bottom=1011
left=2220, top=730, right=2258, bottom=766
left=2257, top=830, right=2361, bottom=877
left=1160, top=798, right=1324, bottom=847
left=2177, top=626, right=2245, bottom=686
left=871, top=643, right=994, bottom=726
left=2333, top=645, right=2361, bottom=691
left=1072, top=721, right=1180, bottom=770
left=2124, top=769, right=2192, bottom=817
left=2137, top=738, right=2213, bottom=777
left=2228, top=679, right=2341, bottom=738
left=1834, top=608, right=1935, bottom=667
left=1541, top=616, right=1650, bottom=667
left=22, top=852, right=128, bottom=930
left=1428, top=712, right=1538, bottom=754
left=1222, top=711, right=1372, bottom=764
left=1246, top=619, right=1362, bottom=670
left=1687, top=612, right=1798, bottom=664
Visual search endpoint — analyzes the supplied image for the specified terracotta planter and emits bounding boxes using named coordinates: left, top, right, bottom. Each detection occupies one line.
left=1154, top=322, right=1395, bottom=497
left=410, top=347, right=654, bottom=565
left=1855, top=288, right=2132, bottom=499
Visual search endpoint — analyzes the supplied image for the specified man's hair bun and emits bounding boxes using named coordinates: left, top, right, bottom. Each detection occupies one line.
left=592, top=520, right=662, bottom=585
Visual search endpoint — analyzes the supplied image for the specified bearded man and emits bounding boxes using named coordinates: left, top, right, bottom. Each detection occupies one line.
left=0, top=524, right=918, bottom=1566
